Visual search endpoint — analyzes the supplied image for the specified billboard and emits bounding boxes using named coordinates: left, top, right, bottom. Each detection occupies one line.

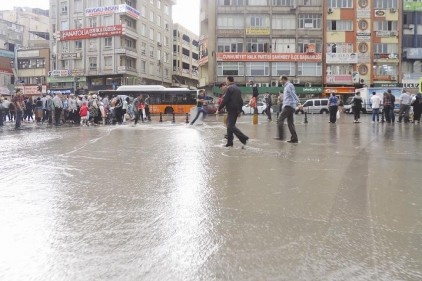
left=59, top=25, right=123, bottom=41
left=216, top=52, right=322, bottom=62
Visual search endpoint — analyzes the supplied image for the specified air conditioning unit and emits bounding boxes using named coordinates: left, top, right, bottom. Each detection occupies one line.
left=305, top=82, right=312, bottom=87
left=293, top=79, right=300, bottom=84
left=390, top=8, right=396, bottom=13
left=328, top=8, right=334, bottom=14
left=261, top=82, right=270, bottom=87
left=271, top=80, right=279, bottom=87
left=390, top=75, right=397, bottom=81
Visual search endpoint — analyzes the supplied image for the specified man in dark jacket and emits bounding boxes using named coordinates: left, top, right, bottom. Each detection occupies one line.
left=218, top=76, right=249, bottom=147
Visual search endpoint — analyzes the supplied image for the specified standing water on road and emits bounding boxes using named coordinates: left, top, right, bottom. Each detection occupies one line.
left=0, top=115, right=421, bottom=280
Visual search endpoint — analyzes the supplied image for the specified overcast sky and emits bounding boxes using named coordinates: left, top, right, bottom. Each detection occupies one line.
left=2, top=0, right=200, bottom=35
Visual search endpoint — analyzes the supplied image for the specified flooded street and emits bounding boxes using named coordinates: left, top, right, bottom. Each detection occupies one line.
left=0, top=114, right=421, bottom=281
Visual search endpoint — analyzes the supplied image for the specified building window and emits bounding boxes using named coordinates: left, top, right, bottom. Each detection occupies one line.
left=373, top=64, right=398, bottom=76
left=89, top=18, right=97, bottom=28
left=272, top=62, right=296, bottom=76
left=373, top=43, right=398, bottom=55
left=157, top=0, right=161, bottom=8
left=298, top=0, right=321, bottom=5
left=297, top=62, right=322, bottom=76
left=104, top=37, right=112, bottom=48
left=75, top=40, right=82, bottom=49
left=272, top=0, right=293, bottom=6
left=157, top=32, right=161, bottom=43
left=141, top=42, right=146, bottom=55
left=164, top=36, right=169, bottom=46
left=104, top=56, right=112, bottom=68
left=298, top=39, right=323, bottom=53
left=248, top=0, right=268, bottom=5
left=104, top=16, right=113, bottom=26
left=246, top=62, right=270, bottom=76
left=157, top=15, right=161, bottom=27
left=272, top=15, right=296, bottom=29
left=217, top=0, right=246, bottom=5
left=326, top=65, right=353, bottom=75
left=327, top=20, right=353, bottom=31
left=61, top=21, right=69, bottom=30
left=374, top=21, right=397, bottom=31
left=74, top=19, right=82, bottom=29
left=246, top=38, right=270, bottom=52
left=89, top=39, right=97, bottom=50
left=123, top=37, right=136, bottom=49
left=327, top=0, right=353, bottom=8
left=141, top=24, right=146, bottom=36
left=150, top=46, right=155, bottom=58
left=272, top=38, right=295, bottom=53
left=61, top=41, right=69, bottom=52
left=217, top=38, right=244, bottom=52
left=140, top=5, right=146, bottom=17
left=217, top=14, right=244, bottom=29
left=298, top=14, right=321, bottom=29
left=150, top=11, right=154, bottom=22
left=74, top=0, right=82, bottom=12
left=141, top=60, right=146, bottom=73
left=89, top=57, right=97, bottom=70
left=248, top=15, right=269, bottom=27
left=217, top=62, right=244, bottom=76
left=373, top=0, right=397, bottom=9
left=18, top=59, right=46, bottom=69
left=149, top=28, right=154, bottom=40
left=60, top=1, right=68, bottom=14
left=326, top=42, right=353, bottom=53
left=164, top=5, right=170, bottom=15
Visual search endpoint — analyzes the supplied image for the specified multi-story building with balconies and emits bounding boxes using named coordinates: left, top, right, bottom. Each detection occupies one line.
left=402, top=0, right=422, bottom=91
left=172, top=23, right=200, bottom=88
left=200, top=0, right=324, bottom=98
left=50, top=0, right=175, bottom=92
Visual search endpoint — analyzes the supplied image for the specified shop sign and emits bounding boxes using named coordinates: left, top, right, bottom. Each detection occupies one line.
left=17, top=50, right=40, bottom=58
left=245, top=27, right=270, bottom=36
left=356, top=32, right=371, bottom=40
left=404, top=48, right=422, bottom=59
left=86, top=4, right=140, bottom=19
left=16, top=85, right=47, bottom=95
left=324, top=87, right=355, bottom=94
left=376, top=30, right=398, bottom=37
left=216, top=52, right=322, bottom=62
left=48, top=69, right=70, bottom=77
left=0, top=49, right=14, bottom=59
left=59, top=25, right=122, bottom=41
left=326, top=75, right=352, bottom=84
left=47, top=88, right=74, bottom=95
left=61, top=52, right=81, bottom=60
left=47, top=76, right=75, bottom=83
left=326, top=53, right=358, bottom=64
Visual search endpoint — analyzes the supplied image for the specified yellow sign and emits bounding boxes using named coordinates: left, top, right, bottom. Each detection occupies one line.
left=246, top=27, right=270, bottom=35
left=420, top=77, right=422, bottom=92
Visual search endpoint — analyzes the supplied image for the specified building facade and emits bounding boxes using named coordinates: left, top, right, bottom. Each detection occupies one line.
left=50, top=0, right=175, bottom=92
left=200, top=0, right=324, bottom=98
left=402, top=0, right=422, bottom=91
left=172, top=23, right=200, bottom=88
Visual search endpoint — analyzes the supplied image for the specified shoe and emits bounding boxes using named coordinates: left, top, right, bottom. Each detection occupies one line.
left=240, top=137, right=249, bottom=145
left=225, top=143, right=233, bottom=147
left=287, top=140, right=298, bottom=143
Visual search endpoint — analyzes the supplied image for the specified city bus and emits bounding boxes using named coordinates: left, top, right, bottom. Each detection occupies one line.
left=98, top=85, right=198, bottom=114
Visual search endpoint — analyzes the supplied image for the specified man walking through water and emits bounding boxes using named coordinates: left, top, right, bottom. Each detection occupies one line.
left=218, top=76, right=249, bottom=147
left=275, top=75, right=299, bottom=143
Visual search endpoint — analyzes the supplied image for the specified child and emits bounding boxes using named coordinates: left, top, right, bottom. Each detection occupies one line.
left=79, top=102, right=89, bottom=126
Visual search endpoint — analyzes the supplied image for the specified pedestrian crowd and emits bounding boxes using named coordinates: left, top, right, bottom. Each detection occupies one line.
left=0, top=89, right=152, bottom=129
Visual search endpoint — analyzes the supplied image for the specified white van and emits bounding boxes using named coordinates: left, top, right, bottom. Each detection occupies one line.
left=296, top=99, right=329, bottom=114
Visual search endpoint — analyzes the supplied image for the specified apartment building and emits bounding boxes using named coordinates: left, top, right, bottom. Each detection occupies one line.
left=200, top=0, right=324, bottom=98
left=50, top=0, right=175, bottom=92
left=172, top=23, right=200, bottom=88
left=402, top=0, right=422, bottom=91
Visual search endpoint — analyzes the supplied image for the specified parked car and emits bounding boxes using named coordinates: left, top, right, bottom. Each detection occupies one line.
left=242, top=102, right=273, bottom=115
left=295, top=99, right=329, bottom=114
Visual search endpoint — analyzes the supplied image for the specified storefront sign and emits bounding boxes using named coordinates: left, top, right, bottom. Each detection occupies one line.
left=217, top=29, right=245, bottom=37
left=61, top=53, right=81, bottom=60
left=326, top=75, right=353, bottom=84
left=324, top=87, right=355, bottom=94
left=47, top=76, right=75, bottom=83
left=216, top=52, right=322, bottom=62
left=59, top=25, right=122, bottom=41
left=17, top=50, right=40, bottom=58
left=356, top=32, right=371, bottom=40
left=16, top=85, right=47, bottom=95
left=0, top=49, right=14, bottom=59
left=245, top=27, right=270, bottom=36
left=48, top=69, right=70, bottom=77
left=86, top=4, right=140, bottom=19
left=376, top=31, right=398, bottom=37
left=325, top=53, right=358, bottom=64
left=0, top=68, right=13, bottom=74
left=47, top=88, right=74, bottom=95
left=404, top=48, right=422, bottom=59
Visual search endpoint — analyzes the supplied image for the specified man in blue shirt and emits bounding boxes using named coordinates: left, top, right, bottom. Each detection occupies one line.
left=275, top=76, right=299, bottom=143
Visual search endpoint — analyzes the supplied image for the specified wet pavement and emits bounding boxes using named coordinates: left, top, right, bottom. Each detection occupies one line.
left=0, top=114, right=421, bottom=281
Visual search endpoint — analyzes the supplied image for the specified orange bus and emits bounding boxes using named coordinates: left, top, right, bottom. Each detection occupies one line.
left=99, top=85, right=199, bottom=114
